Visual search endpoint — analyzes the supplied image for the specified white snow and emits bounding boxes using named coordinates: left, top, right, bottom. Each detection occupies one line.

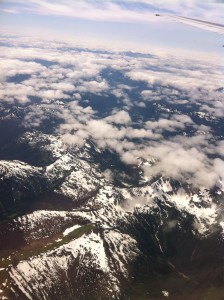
left=0, top=160, right=43, bottom=179
left=58, top=169, right=99, bottom=199
left=63, top=225, right=81, bottom=236
left=9, top=232, right=114, bottom=299
left=192, top=194, right=201, bottom=203
left=104, top=231, right=140, bottom=277
left=19, top=132, right=65, bottom=159
left=160, top=178, right=173, bottom=193
left=162, top=290, right=169, bottom=297
left=10, top=267, right=34, bottom=300
left=16, top=210, right=75, bottom=241
left=169, top=189, right=217, bottom=235
left=55, top=238, right=62, bottom=242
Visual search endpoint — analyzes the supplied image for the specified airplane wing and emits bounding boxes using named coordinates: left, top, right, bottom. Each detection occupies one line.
left=156, top=14, right=224, bottom=35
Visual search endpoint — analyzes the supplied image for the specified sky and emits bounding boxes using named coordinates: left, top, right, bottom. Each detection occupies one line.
left=0, top=0, right=224, bottom=57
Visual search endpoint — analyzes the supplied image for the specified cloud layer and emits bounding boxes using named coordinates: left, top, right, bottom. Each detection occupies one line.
left=0, top=35, right=223, bottom=189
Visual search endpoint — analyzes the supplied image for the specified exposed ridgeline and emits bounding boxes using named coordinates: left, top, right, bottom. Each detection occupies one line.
left=0, top=132, right=223, bottom=299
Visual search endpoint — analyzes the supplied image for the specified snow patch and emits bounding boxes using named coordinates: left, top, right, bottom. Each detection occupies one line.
left=63, top=225, right=81, bottom=236
left=162, top=290, right=169, bottom=297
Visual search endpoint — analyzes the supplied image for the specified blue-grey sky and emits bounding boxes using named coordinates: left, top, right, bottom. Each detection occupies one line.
left=0, top=0, right=223, bottom=57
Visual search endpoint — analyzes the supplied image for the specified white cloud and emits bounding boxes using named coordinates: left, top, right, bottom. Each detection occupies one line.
left=104, top=110, right=131, bottom=125
left=121, top=151, right=138, bottom=165
left=1, top=0, right=159, bottom=23
left=87, top=120, right=125, bottom=140
left=0, top=36, right=223, bottom=190
left=146, top=114, right=193, bottom=133
left=2, top=0, right=223, bottom=24
left=126, top=128, right=160, bottom=139
left=216, top=141, right=224, bottom=157
left=0, top=58, right=46, bottom=81
left=136, top=101, right=146, bottom=108
left=23, top=105, right=49, bottom=127
left=77, top=79, right=109, bottom=94
left=0, top=82, right=36, bottom=104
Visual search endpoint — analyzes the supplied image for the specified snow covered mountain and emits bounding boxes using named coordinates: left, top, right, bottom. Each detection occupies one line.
left=0, top=132, right=223, bottom=300
left=0, top=35, right=223, bottom=299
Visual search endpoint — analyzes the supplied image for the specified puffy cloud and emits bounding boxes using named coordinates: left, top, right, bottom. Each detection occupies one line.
left=128, top=67, right=222, bottom=92
left=141, top=133, right=224, bottom=188
left=125, top=128, right=160, bottom=139
left=104, top=110, right=131, bottom=124
left=40, top=89, right=70, bottom=101
left=128, top=60, right=223, bottom=118
left=0, top=82, right=36, bottom=104
left=141, top=90, right=160, bottom=102
left=0, top=58, right=46, bottom=81
left=87, top=120, right=124, bottom=140
left=121, top=151, right=138, bottom=165
left=145, top=114, right=193, bottom=133
left=0, top=35, right=223, bottom=190
left=77, top=79, right=109, bottom=94
left=136, top=101, right=146, bottom=108
left=216, top=141, right=224, bottom=157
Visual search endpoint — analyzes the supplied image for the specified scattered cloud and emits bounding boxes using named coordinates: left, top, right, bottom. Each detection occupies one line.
left=104, top=110, right=131, bottom=125
left=0, top=35, right=223, bottom=189
left=145, top=114, right=193, bottom=133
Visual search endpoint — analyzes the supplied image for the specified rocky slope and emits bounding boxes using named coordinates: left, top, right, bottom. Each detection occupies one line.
left=0, top=132, right=223, bottom=300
